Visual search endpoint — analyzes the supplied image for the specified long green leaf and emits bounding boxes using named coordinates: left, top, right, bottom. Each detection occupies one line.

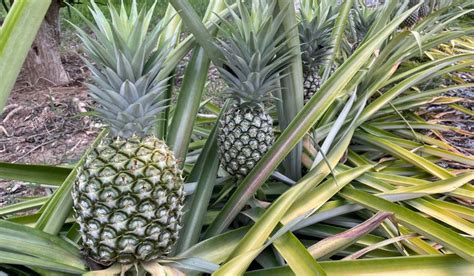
left=407, top=198, right=474, bottom=236
left=276, top=0, right=303, bottom=180
left=216, top=174, right=318, bottom=273
left=167, top=0, right=225, bottom=162
left=322, top=0, right=352, bottom=80
left=155, top=3, right=183, bottom=140
left=282, top=165, right=372, bottom=224
left=382, top=172, right=474, bottom=195
left=360, top=55, right=474, bottom=122
left=168, top=0, right=223, bottom=67
left=0, top=196, right=49, bottom=216
left=273, top=232, right=326, bottom=275
left=175, top=109, right=222, bottom=253
left=426, top=198, right=474, bottom=222
left=308, top=212, right=393, bottom=260
left=246, top=255, right=472, bottom=275
left=339, top=187, right=474, bottom=262
left=0, top=221, right=85, bottom=271
left=298, top=224, right=397, bottom=253
left=178, top=226, right=250, bottom=264
left=355, top=131, right=453, bottom=179
left=0, top=251, right=85, bottom=274
left=0, top=163, right=71, bottom=186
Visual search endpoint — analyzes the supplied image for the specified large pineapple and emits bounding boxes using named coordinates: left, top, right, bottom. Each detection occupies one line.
left=216, top=0, right=293, bottom=178
left=299, top=0, right=336, bottom=103
left=71, top=1, right=184, bottom=265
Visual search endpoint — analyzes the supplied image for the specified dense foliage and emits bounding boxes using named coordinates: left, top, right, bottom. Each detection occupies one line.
left=0, top=0, right=473, bottom=275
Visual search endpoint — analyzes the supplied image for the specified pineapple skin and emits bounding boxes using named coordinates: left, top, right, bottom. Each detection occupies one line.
left=303, top=71, right=322, bottom=104
left=218, top=106, right=274, bottom=178
left=303, top=66, right=336, bottom=103
left=402, top=11, right=420, bottom=28
left=73, top=135, right=184, bottom=265
left=418, top=4, right=429, bottom=18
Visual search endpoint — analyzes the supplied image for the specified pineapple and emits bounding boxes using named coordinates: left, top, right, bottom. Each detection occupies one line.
left=71, top=1, right=184, bottom=265
left=418, top=1, right=429, bottom=18
left=402, top=0, right=421, bottom=27
left=402, top=11, right=420, bottom=27
left=216, top=0, right=293, bottom=178
left=299, top=0, right=336, bottom=103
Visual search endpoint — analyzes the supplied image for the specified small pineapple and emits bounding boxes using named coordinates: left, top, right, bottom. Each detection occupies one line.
left=402, top=10, right=420, bottom=27
left=303, top=73, right=322, bottom=103
left=299, top=0, right=336, bottom=103
left=216, top=0, right=293, bottom=178
left=71, top=1, right=184, bottom=265
left=402, top=0, right=421, bottom=27
left=418, top=2, right=429, bottom=18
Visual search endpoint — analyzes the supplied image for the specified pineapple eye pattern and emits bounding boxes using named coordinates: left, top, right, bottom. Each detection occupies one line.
left=73, top=137, right=184, bottom=265
left=218, top=106, right=275, bottom=178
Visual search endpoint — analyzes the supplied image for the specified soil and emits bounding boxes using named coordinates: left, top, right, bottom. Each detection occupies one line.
left=0, top=52, right=100, bottom=207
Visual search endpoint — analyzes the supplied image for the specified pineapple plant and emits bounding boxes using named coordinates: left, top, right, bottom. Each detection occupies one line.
left=299, top=0, right=336, bottom=103
left=349, top=3, right=379, bottom=53
left=215, top=0, right=293, bottom=178
left=71, top=1, right=184, bottom=265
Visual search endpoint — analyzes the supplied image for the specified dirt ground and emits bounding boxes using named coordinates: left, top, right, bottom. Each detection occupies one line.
left=0, top=53, right=100, bottom=206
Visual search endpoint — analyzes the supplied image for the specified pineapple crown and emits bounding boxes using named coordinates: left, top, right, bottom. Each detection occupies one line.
left=298, top=0, right=337, bottom=71
left=71, top=1, right=171, bottom=138
left=349, top=3, right=380, bottom=44
left=216, top=0, right=294, bottom=108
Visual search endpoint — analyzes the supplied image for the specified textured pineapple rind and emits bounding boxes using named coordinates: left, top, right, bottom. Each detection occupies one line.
left=303, top=66, right=337, bottom=104
left=402, top=11, right=420, bottom=28
left=72, top=135, right=184, bottom=265
left=303, top=70, right=322, bottom=104
left=217, top=106, right=274, bottom=178
left=418, top=4, right=429, bottom=18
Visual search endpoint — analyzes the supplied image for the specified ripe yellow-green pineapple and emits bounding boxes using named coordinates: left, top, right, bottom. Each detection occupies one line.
left=71, top=1, right=184, bottom=265
left=298, top=0, right=336, bottom=103
left=216, top=1, right=293, bottom=178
